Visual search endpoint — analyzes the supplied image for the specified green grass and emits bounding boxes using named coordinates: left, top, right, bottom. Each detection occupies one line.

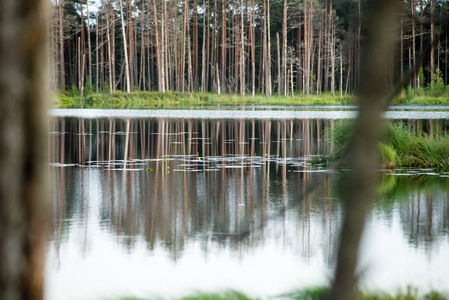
left=395, top=86, right=449, bottom=104
left=54, top=88, right=449, bottom=109
left=325, top=121, right=449, bottom=171
left=54, top=90, right=357, bottom=109
left=109, top=287, right=447, bottom=300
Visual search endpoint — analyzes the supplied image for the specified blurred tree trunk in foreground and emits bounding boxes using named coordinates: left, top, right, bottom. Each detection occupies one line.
left=0, top=0, right=48, bottom=300
left=330, top=1, right=400, bottom=300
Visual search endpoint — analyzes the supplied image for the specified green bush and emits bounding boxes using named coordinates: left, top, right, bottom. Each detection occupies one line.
left=70, top=84, right=80, bottom=97
left=430, top=68, right=445, bottom=96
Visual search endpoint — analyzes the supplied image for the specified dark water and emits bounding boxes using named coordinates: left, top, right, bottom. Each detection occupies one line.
left=46, top=112, right=449, bottom=300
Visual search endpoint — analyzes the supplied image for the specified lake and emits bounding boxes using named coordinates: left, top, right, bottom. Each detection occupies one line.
left=46, top=107, right=449, bottom=300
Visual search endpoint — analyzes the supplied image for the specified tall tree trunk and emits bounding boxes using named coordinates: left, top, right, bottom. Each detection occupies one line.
left=330, top=1, right=400, bottom=299
left=96, top=12, right=99, bottom=92
left=87, top=0, right=92, bottom=84
left=317, top=26, right=322, bottom=94
left=59, top=0, right=65, bottom=90
left=140, top=0, right=145, bottom=90
left=329, top=14, right=335, bottom=97
left=221, top=0, right=227, bottom=93
left=127, top=0, right=134, bottom=90
left=277, top=32, right=281, bottom=95
left=303, top=0, right=309, bottom=95
left=340, top=44, right=343, bottom=98
left=120, top=0, right=131, bottom=93
left=193, top=0, right=198, bottom=89
left=186, top=0, right=193, bottom=91
left=78, top=36, right=81, bottom=93
left=262, top=0, right=267, bottom=95
left=201, top=0, right=207, bottom=92
left=205, top=0, right=210, bottom=92
left=240, top=0, right=245, bottom=95
left=400, top=20, right=403, bottom=80
left=297, top=9, right=302, bottom=92
left=0, top=0, right=48, bottom=299
left=80, top=0, right=85, bottom=96
left=266, top=0, right=272, bottom=96
left=111, top=10, right=116, bottom=91
left=444, top=6, right=449, bottom=85
left=250, top=0, right=255, bottom=97
left=282, top=0, right=288, bottom=96
left=152, top=0, right=163, bottom=92
left=106, top=9, right=113, bottom=95
left=163, top=0, right=168, bottom=91
left=411, top=0, right=416, bottom=89
left=430, top=0, right=435, bottom=81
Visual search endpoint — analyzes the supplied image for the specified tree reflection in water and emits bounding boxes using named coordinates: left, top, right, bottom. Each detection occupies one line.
left=47, top=117, right=449, bottom=297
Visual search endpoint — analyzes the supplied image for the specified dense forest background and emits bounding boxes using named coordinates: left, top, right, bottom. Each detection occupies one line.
left=49, top=0, right=449, bottom=97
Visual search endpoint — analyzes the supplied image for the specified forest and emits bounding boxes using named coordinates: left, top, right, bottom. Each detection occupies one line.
left=49, top=0, right=448, bottom=97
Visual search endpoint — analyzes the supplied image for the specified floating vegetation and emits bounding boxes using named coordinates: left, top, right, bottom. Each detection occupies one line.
left=57, top=152, right=319, bottom=174
left=49, top=163, right=78, bottom=167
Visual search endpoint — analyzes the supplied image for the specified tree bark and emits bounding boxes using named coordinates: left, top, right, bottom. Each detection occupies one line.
left=221, top=0, right=227, bottom=93
left=411, top=0, right=416, bottom=89
left=266, top=0, right=272, bottom=96
left=430, top=0, right=435, bottom=81
left=240, top=0, right=245, bottom=96
left=277, top=32, right=281, bottom=95
left=330, top=1, right=400, bottom=299
left=59, top=0, right=65, bottom=89
left=250, top=0, right=255, bottom=97
left=80, top=0, right=85, bottom=96
left=0, top=0, right=48, bottom=299
left=282, top=0, right=288, bottom=96
left=120, top=0, right=131, bottom=93
left=87, top=0, right=92, bottom=85
left=106, top=9, right=113, bottom=95
left=152, top=0, right=163, bottom=92
left=96, top=12, right=99, bottom=92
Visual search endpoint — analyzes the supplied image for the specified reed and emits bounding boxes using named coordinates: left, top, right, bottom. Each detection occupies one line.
left=328, top=121, right=449, bottom=170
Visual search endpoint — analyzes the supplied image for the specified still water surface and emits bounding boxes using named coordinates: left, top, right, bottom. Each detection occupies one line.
left=46, top=109, right=449, bottom=300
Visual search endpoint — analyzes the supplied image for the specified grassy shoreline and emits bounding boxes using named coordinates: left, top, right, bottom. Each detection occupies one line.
left=54, top=90, right=449, bottom=109
left=325, top=121, right=449, bottom=171
left=55, top=90, right=355, bottom=109
left=111, top=287, right=448, bottom=300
